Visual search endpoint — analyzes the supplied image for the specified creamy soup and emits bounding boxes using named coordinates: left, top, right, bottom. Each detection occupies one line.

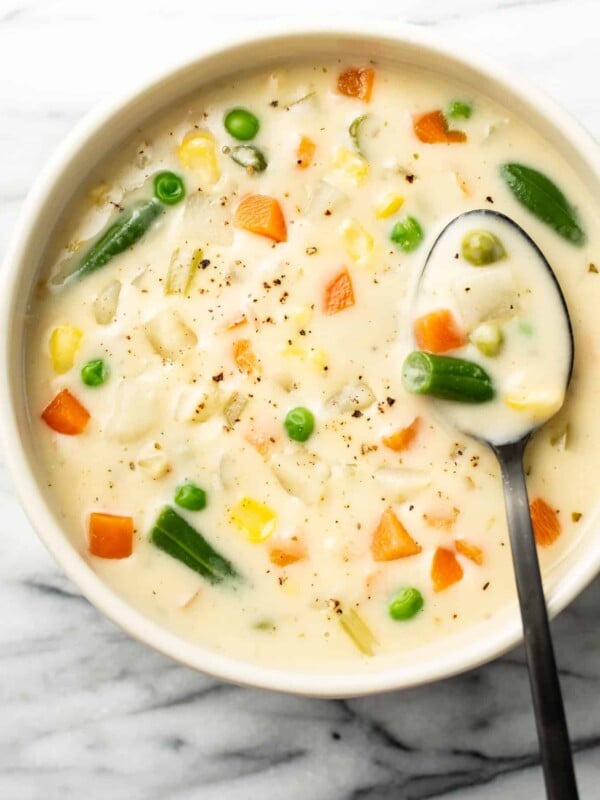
left=26, top=60, right=600, bottom=671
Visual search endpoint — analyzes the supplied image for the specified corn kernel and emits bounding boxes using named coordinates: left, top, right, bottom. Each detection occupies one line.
left=291, top=305, right=313, bottom=328
left=49, top=325, right=83, bottom=374
left=504, top=389, right=563, bottom=421
left=231, top=497, right=277, bottom=542
left=309, top=348, right=328, bottom=369
left=340, top=218, right=374, bottom=264
left=177, top=129, right=220, bottom=186
left=333, top=147, right=369, bottom=184
left=282, top=343, right=307, bottom=359
left=375, top=193, right=405, bottom=219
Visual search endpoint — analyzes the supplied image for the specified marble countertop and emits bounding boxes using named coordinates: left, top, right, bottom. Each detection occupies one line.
left=1, top=1, right=598, bottom=797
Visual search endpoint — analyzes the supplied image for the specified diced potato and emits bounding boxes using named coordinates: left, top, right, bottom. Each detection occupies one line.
left=165, top=247, right=203, bottom=295
left=231, top=497, right=277, bottom=542
left=374, top=468, right=431, bottom=502
left=177, top=129, right=220, bottom=186
left=327, top=381, right=375, bottom=413
left=223, top=391, right=249, bottom=425
left=137, top=451, right=170, bottom=479
left=93, top=280, right=121, bottom=325
left=108, top=380, right=159, bottom=442
left=504, top=387, right=564, bottom=421
left=333, top=147, right=369, bottom=184
left=184, top=194, right=233, bottom=246
left=175, top=384, right=220, bottom=423
left=145, top=309, right=197, bottom=360
left=375, top=193, right=404, bottom=219
left=271, top=449, right=331, bottom=504
left=49, top=325, right=83, bottom=374
left=306, top=180, right=349, bottom=219
left=340, top=218, right=374, bottom=264
left=452, top=266, right=519, bottom=330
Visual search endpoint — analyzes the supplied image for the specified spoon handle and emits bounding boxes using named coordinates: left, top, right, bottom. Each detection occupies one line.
left=496, top=440, right=579, bottom=800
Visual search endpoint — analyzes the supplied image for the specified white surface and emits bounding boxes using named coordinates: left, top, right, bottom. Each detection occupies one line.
left=0, top=1, right=599, bottom=797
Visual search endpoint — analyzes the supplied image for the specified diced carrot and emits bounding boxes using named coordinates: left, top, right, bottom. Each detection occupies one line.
left=431, top=547, right=464, bottom=592
left=234, top=194, right=287, bottom=242
left=423, top=507, right=459, bottom=530
left=382, top=417, right=420, bottom=452
left=89, top=512, right=134, bottom=559
left=414, top=309, right=466, bottom=354
left=323, top=267, right=355, bottom=315
left=530, top=497, right=561, bottom=547
left=337, top=67, right=375, bottom=102
left=226, top=314, right=247, bottom=330
left=371, top=507, right=422, bottom=562
left=413, top=110, right=467, bottom=144
left=233, top=338, right=259, bottom=375
left=246, top=431, right=274, bottom=458
left=455, top=538, right=484, bottom=565
left=41, top=389, right=90, bottom=435
left=269, top=536, right=306, bottom=567
left=296, top=135, right=316, bottom=169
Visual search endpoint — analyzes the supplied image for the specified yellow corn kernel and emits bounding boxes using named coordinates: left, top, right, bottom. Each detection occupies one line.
left=504, top=389, right=564, bottom=421
left=333, top=147, right=369, bottom=184
left=282, top=343, right=307, bottom=359
left=231, top=498, right=277, bottom=543
left=177, top=129, right=220, bottom=186
left=291, top=305, right=313, bottom=328
left=308, top=348, right=328, bottom=369
left=89, top=183, right=110, bottom=206
left=375, top=193, right=405, bottom=219
left=340, top=218, right=374, bottom=264
left=49, top=325, right=83, bottom=374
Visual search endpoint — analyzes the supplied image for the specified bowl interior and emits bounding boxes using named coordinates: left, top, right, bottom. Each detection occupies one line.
left=3, top=25, right=600, bottom=696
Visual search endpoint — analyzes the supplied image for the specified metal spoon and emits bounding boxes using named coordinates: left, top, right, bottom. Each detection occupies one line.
left=411, top=210, right=579, bottom=799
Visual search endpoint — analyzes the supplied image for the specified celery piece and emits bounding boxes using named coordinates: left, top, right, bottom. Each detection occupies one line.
left=339, top=607, right=378, bottom=656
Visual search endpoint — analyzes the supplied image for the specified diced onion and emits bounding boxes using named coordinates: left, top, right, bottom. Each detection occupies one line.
left=93, top=280, right=121, bottom=325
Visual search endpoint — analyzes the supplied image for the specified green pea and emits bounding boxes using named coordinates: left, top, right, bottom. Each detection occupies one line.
left=81, top=359, right=108, bottom=387
left=389, top=587, right=424, bottom=621
left=390, top=216, right=424, bottom=253
left=461, top=230, right=506, bottom=266
left=447, top=100, right=473, bottom=119
left=153, top=171, right=186, bottom=205
left=284, top=407, right=315, bottom=442
left=224, top=108, right=260, bottom=141
left=174, top=482, right=207, bottom=511
left=231, top=144, right=267, bottom=172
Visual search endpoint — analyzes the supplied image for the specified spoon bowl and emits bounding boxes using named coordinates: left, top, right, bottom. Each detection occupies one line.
left=405, top=210, right=579, bottom=800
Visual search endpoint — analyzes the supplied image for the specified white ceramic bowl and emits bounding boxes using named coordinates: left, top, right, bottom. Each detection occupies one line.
left=2, top=23, right=599, bottom=697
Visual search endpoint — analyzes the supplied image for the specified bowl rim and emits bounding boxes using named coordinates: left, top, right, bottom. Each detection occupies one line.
left=2, top=21, right=599, bottom=697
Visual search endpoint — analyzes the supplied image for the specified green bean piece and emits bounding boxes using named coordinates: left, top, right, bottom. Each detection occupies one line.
left=70, top=198, right=163, bottom=282
left=447, top=100, right=473, bottom=119
left=174, top=482, right=207, bottom=511
left=461, top=230, right=506, bottom=266
left=349, top=114, right=368, bottom=155
left=153, top=171, right=186, bottom=205
left=224, top=108, right=260, bottom=141
left=390, top=216, right=424, bottom=253
left=389, top=587, right=424, bottom=621
left=500, top=163, right=585, bottom=246
left=150, top=506, right=238, bottom=584
left=402, top=351, right=495, bottom=403
left=231, top=145, right=267, bottom=172
left=81, top=358, right=108, bottom=387
left=284, top=407, right=315, bottom=442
